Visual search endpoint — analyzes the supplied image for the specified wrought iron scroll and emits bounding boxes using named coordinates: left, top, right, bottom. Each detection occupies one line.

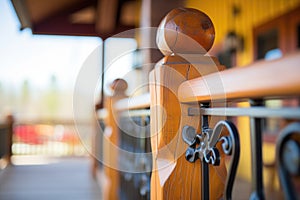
left=182, top=120, right=240, bottom=200
left=276, top=122, right=300, bottom=200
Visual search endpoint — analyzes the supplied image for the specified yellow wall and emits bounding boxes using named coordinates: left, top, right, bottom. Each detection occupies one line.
left=186, top=0, right=300, bottom=66
left=185, top=0, right=300, bottom=182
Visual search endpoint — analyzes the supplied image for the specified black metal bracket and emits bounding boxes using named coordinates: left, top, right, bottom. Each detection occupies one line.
left=276, top=122, right=300, bottom=200
left=182, top=125, right=220, bottom=165
left=182, top=101, right=300, bottom=200
left=182, top=120, right=240, bottom=200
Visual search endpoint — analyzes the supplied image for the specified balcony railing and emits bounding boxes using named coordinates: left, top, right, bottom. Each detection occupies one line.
left=176, top=52, right=300, bottom=200
left=95, top=8, right=300, bottom=200
left=96, top=55, right=300, bottom=200
left=12, top=120, right=91, bottom=157
left=97, top=92, right=151, bottom=200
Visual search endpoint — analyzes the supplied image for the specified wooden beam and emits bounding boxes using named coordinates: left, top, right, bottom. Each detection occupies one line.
left=33, top=16, right=98, bottom=36
left=11, top=0, right=32, bottom=30
left=30, top=0, right=96, bottom=25
left=33, top=15, right=135, bottom=38
left=96, top=0, right=118, bottom=34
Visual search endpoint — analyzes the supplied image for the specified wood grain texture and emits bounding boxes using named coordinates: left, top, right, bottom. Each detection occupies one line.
left=115, top=93, right=150, bottom=111
left=102, top=83, right=128, bottom=200
left=150, top=55, right=227, bottom=200
left=178, top=52, right=300, bottom=103
left=157, top=8, right=215, bottom=55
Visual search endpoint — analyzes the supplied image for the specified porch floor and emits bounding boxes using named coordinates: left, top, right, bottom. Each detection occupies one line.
left=0, top=157, right=101, bottom=200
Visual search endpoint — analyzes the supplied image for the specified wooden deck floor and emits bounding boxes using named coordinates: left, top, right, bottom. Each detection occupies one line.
left=0, top=157, right=102, bottom=200
left=0, top=156, right=283, bottom=200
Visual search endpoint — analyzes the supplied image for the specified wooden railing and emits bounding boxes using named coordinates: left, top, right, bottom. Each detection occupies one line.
left=95, top=7, right=300, bottom=200
left=174, top=52, right=300, bottom=200
left=115, top=93, right=150, bottom=111
left=97, top=54, right=300, bottom=199
left=179, top=52, right=300, bottom=102
left=148, top=8, right=300, bottom=200
left=0, top=115, right=14, bottom=166
left=12, top=119, right=90, bottom=156
left=117, top=96, right=151, bottom=200
left=95, top=80, right=152, bottom=200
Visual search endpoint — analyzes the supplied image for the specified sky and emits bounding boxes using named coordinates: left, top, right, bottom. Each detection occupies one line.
left=0, top=0, right=102, bottom=90
left=0, top=0, right=137, bottom=90
left=0, top=0, right=137, bottom=119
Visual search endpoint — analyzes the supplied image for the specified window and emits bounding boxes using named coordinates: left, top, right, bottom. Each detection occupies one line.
left=253, top=5, right=300, bottom=139
left=254, top=6, right=300, bottom=60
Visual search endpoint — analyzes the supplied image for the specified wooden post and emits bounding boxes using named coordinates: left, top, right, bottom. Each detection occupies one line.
left=149, top=8, right=227, bottom=199
left=102, top=79, right=128, bottom=200
left=6, top=114, right=14, bottom=165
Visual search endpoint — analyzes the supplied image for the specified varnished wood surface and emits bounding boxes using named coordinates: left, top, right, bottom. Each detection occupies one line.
left=114, top=93, right=150, bottom=111
left=156, top=8, right=215, bottom=55
left=102, top=84, right=128, bottom=200
left=178, top=52, right=300, bottom=103
left=150, top=55, right=227, bottom=200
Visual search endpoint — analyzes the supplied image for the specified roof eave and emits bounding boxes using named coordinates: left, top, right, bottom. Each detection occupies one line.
left=11, top=0, right=32, bottom=30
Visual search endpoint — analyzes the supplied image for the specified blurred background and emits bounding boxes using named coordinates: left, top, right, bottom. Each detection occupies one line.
left=0, top=0, right=299, bottom=199
left=0, top=0, right=139, bottom=157
left=1, top=0, right=299, bottom=157
left=0, top=0, right=99, bottom=156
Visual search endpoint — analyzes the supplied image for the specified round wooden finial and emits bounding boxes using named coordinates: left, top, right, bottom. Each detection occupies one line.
left=110, top=78, right=128, bottom=92
left=156, top=8, right=215, bottom=55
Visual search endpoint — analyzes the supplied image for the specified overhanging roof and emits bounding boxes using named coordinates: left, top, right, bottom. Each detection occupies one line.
left=11, top=0, right=138, bottom=39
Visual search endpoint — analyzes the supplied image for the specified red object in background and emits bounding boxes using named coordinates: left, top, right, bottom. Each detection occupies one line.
left=59, top=131, right=80, bottom=144
left=14, top=125, right=79, bottom=145
left=14, top=125, right=44, bottom=145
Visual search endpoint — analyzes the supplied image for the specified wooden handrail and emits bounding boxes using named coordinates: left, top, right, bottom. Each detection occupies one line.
left=178, top=52, right=300, bottom=103
left=97, top=108, right=108, bottom=120
left=14, top=119, right=91, bottom=126
left=114, top=93, right=150, bottom=111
